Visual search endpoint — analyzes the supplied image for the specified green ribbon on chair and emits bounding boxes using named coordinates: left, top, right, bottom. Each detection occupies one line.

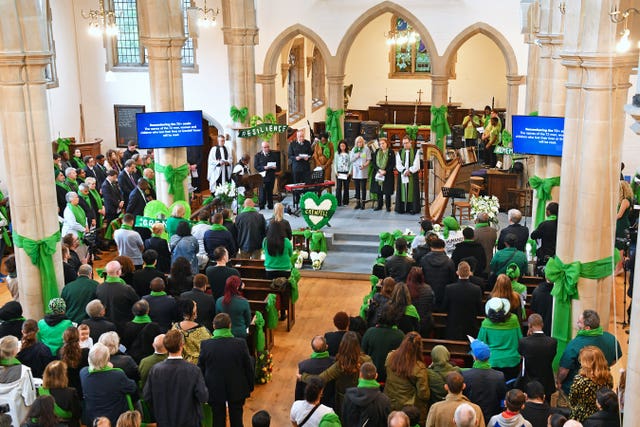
left=265, top=293, right=278, bottom=329
left=13, top=231, right=61, bottom=313
left=289, top=267, right=300, bottom=304
left=230, top=106, right=249, bottom=124
left=254, top=311, right=266, bottom=352
left=528, top=176, right=561, bottom=227
left=310, top=232, right=327, bottom=253
left=546, top=253, right=618, bottom=368
left=326, top=108, right=344, bottom=148
left=155, top=163, right=190, bottom=201
left=430, top=105, right=451, bottom=152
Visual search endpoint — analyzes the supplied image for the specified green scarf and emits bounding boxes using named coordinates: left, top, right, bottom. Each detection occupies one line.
left=73, top=157, right=86, bottom=169
left=80, top=192, right=91, bottom=207
left=213, top=328, right=234, bottom=339
left=152, top=233, right=163, bottom=239
left=120, top=224, right=133, bottom=230
left=318, top=141, right=331, bottom=159
left=89, top=189, right=103, bottom=209
left=56, top=181, right=71, bottom=193
left=577, top=326, right=603, bottom=337
left=512, top=280, right=527, bottom=295
left=211, top=224, right=227, bottom=231
left=104, top=276, right=126, bottom=284
left=357, top=378, right=381, bottom=389
left=472, top=360, right=491, bottom=369
left=132, top=314, right=152, bottom=324
left=546, top=215, right=557, bottom=221
left=68, top=203, right=86, bottom=237
left=354, top=147, right=362, bottom=153
left=0, top=357, right=21, bottom=366
left=399, top=149, right=416, bottom=203
left=475, top=222, right=489, bottom=228
left=404, top=304, right=420, bottom=320
left=311, top=351, right=330, bottom=359
left=150, top=291, right=167, bottom=296
left=241, top=207, right=257, bottom=213
left=38, top=388, right=73, bottom=419
left=394, top=251, right=408, bottom=257
left=376, top=149, right=389, bottom=170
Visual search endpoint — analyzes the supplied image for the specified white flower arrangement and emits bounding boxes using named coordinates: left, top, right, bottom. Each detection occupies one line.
left=432, top=224, right=441, bottom=233
left=470, top=195, right=500, bottom=223
left=213, top=181, right=237, bottom=205
left=310, top=251, right=327, bottom=270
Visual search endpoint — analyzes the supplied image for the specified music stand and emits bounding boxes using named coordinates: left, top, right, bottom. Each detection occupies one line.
left=308, top=169, right=324, bottom=185
left=441, top=187, right=466, bottom=217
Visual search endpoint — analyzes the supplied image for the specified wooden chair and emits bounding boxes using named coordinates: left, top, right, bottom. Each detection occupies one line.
left=453, top=183, right=482, bottom=223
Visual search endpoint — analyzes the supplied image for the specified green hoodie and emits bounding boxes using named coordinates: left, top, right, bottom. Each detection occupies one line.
left=477, top=314, right=522, bottom=369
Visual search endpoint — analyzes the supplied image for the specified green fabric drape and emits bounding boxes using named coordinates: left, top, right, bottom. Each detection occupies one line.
left=155, top=163, right=190, bottom=201
left=254, top=311, right=266, bottom=352
left=325, top=108, right=344, bottom=148
left=430, top=105, right=451, bottom=152
left=265, top=293, right=278, bottom=329
left=546, top=254, right=617, bottom=368
left=528, top=176, right=561, bottom=227
left=230, top=106, right=249, bottom=124
left=310, top=232, right=327, bottom=252
left=289, top=267, right=300, bottom=304
left=405, top=125, right=419, bottom=142
left=13, top=231, right=61, bottom=313
left=56, top=138, right=71, bottom=154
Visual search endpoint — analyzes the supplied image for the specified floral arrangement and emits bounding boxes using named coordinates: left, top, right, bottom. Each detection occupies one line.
left=310, top=251, right=327, bottom=270
left=213, top=181, right=237, bottom=205
left=470, top=195, right=500, bottom=224
left=294, top=251, right=308, bottom=269
left=255, top=350, right=273, bottom=384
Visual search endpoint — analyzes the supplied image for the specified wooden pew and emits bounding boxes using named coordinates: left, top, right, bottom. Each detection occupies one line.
left=235, top=265, right=268, bottom=280
left=243, top=278, right=295, bottom=332
left=432, top=312, right=484, bottom=340
left=230, top=258, right=266, bottom=268
left=422, top=338, right=473, bottom=368
left=247, top=297, right=274, bottom=354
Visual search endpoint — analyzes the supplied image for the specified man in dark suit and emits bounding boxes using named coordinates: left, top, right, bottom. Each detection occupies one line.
left=95, top=154, right=108, bottom=185
left=531, top=277, right=554, bottom=336
left=451, top=227, right=487, bottom=275
left=121, top=140, right=139, bottom=163
left=295, top=335, right=335, bottom=407
left=84, top=155, right=106, bottom=188
left=253, top=141, right=280, bottom=209
left=131, top=249, right=166, bottom=297
left=96, top=260, right=140, bottom=333
left=118, top=159, right=139, bottom=208
left=187, top=145, right=202, bottom=191
left=144, top=330, right=208, bottom=427
left=127, top=178, right=153, bottom=240
left=518, top=313, right=557, bottom=402
left=497, top=209, right=530, bottom=251
left=181, top=274, right=215, bottom=330
left=530, top=202, right=559, bottom=265
left=101, top=170, right=124, bottom=225
left=441, top=261, right=483, bottom=340
left=199, top=313, right=254, bottom=427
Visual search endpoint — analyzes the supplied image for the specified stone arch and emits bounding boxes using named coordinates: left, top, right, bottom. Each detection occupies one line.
left=441, top=22, right=518, bottom=76
left=202, top=112, right=224, bottom=132
left=335, top=1, right=439, bottom=75
left=262, top=24, right=334, bottom=76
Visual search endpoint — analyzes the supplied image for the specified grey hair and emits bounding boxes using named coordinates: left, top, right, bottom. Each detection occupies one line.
left=453, top=403, right=477, bottom=427
left=88, top=343, right=111, bottom=370
left=65, top=167, right=76, bottom=177
left=98, top=331, right=120, bottom=355
left=507, top=209, right=522, bottom=224
left=78, top=183, right=89, bottom=192
left=84, top=177, right=96, bottom=186
left=65, top=192, right=78, bottom=203
left=85, top=299, right=105, bottom=317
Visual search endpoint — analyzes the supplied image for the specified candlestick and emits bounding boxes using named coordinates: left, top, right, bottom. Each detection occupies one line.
left=394, top=111, right=397, bottom=124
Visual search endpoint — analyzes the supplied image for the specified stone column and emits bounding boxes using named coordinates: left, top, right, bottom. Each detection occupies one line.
left=430, top=74, right=449, bottom=146
left=555, top=0, right=635, bottom=347
left=326, top=73, right=345, bottom=145
left=138, top=0, right=187, bottom=206
left=505, top=75, right=524, bottom=130
left=256, top=73, right=278, bottom=147
left=221, top=0, right=258, bottom=158
left=0, top=0, right=63, bottom=319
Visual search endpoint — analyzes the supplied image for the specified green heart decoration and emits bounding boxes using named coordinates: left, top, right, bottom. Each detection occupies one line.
left=300, top=192, right=337, bottom=230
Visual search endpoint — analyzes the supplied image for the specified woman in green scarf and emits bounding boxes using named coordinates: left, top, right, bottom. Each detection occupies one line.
left=62, top=192, right=88, bottom=239
left=312, top=132, right=335, bottom=181
left=70, top=148, right=86, bottom=170
left=85, top=177, right=105, bottom=228
left=370, top=138, right=396, bottom=211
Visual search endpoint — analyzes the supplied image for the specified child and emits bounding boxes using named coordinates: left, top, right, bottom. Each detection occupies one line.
left=487, top=389, right=533, bottom=427
left=78, top=323, right=93, bottom=349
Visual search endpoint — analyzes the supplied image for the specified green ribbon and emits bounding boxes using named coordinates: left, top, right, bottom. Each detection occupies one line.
left=254, top=311, right=265, bottom=352
left=13, top=230, right=61, bottom=313
left=241, top=206, right=257, bottom=213
left=150, top=291, right=167, bottom=296
left=288, top=267, right=300, bottom=304
left=405, top=125, right=419, bottom=142
left=528, top=176, right=561, bottom=227
left=213, top=328, right=234, bottom=339
left=311, top=351, right=329, bottom=359
left=546, top=254, right=618, bottom=368
left=210, top=224, right=227, bottom=231
left=472, top=360, right=491, bottom=369
left=0, top=357, right=22, bottom=366
left=56, top=137, right=71, bottom=154
left=577, top=326, right=603, bottom=337
left=230, top=106, right=249, bottom=124
left=430, top=105, right=451, bottom=152
left=265, top=293, right=278, bottom=329
left=309, top=232, right=327, bottom=252
left=378, top=232, right=396, bottom=251
left=325, top=108, right=344, bottom=148
left=132, top=314, right=152, bottom=324
left=155, top=163, right=190, bottom=201
left=0, top=190, right=11, bottom=247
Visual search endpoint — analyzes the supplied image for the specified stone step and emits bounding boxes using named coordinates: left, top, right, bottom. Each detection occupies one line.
left=331, top=232, right=379, bottom=243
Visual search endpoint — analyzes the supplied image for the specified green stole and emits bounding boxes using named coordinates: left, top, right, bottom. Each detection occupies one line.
left=357, top=378, right=381, bottom=388
left=132, top=314, right=152, bottom=324
left=399, top=149, right=416, bottom=202
left=241, top=207, right=257, bottom=213
left=211, top=224, right=227, bottom=231
left=318, top=141, right=331, bottom=159
left=68, top=203, right=86, bottom=238
left=376, top=149, right=389, bottom=170
left=73, top=157, right=86, bottom=169
left=38, top=388, right=73, bottom=419
left=213, top=328, right=234, bottom=339
left=65, top=178, right=78, bottom=192
left=89, top=189, right=104, bottom=227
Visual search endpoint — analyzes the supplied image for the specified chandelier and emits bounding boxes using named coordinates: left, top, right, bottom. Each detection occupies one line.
left=609, top=6, right=639, bottom=52
left=82, top=0, right=118, bottom=37
left=385, top=28, right=418, bottom=46
left=192, top=0, right=220, bottom=28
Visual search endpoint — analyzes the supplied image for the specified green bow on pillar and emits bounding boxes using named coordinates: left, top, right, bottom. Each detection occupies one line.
left=254, top=311, right=266, bottom=352
left=265, top=293, right=278, bottom=329
left=14, top=231, right=61, bottom=313
left=155, top=163, right=190, bottom=201
left=326, top=108, right=344, bottom=148
left=430, top=105, right=451, bottom=152
left=528, top=176, right=561, bottom=227
left=230, top=106, right=249, bottom=124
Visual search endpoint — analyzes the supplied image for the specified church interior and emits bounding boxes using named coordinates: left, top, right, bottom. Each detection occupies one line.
left=1, top=0, right=640, bottom=426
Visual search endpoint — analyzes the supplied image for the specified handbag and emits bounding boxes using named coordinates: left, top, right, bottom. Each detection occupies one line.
left=270, top=276, right=289, bottom=291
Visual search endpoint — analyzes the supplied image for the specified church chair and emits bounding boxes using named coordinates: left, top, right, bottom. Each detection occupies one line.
left=453, top=183, right=482, bottom=223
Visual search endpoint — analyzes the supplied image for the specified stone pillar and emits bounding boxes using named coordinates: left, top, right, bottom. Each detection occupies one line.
left=326, top=73, right=345, bottom=144
left=138, top=0, right=187, bottom=206
left=555, top=0, right=635, bottom=346
left=430, top=74, right=449, bottom=146
left=256, top=73, right=277, bottom=143
left=505, top=74, right=525, bottom=129
left=221, top=0, right=258, bottom=158
left=0, top=0, right=63, bottom=319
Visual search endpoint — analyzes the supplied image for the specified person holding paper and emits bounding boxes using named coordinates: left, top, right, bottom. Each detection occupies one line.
left=462, top=108, right=481, bottom=148
left=395, top=136, right=421, bottom=215
left=350, top=136, right=371, bottom=209
left=207, top=135, right=233, bottom=191
left=288, top=129, right=313, bottom=184
left=254, top=141, right=280, bottom=210
left=334, top=140, right=351, bottom=206
left=312, top=132, right=335, bottom=182
left=370, top=138, right=395, bottom=212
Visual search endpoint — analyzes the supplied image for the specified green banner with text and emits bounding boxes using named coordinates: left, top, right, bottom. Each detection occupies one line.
left=135, top=216, right=167, bottom=229
left=238, top=123, right=288, bottom=138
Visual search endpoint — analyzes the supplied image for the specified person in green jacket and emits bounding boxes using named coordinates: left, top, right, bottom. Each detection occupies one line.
left=262, top=221, right=293, bottom=280
left=489, top=234, right=528, bottom=286
left=427, top=345, right=462, bottom=405
left=165, top=204, right=187, bottom=238
left=477, top=297, right=522, bottom=382
left=215, top=276, right=251, bottom=339
left=37, top=298, right=73, bottom=356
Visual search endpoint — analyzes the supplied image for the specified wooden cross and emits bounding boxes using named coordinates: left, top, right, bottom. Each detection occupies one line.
left=417, top=88, right=423, bottom=104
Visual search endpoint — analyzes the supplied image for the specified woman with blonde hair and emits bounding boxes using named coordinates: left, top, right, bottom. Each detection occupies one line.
left=267, top=202, right=292, bottom=240
left=166, top=204, right=187, bottom=238
left=569, top=346, right=613, bottom=422
left=615, top=180, right=634, bottom=274
left=115, top=410, right=142, bottom=427
left=490, top=273, right=523, bottom=320
left=41, top=360, right=81, bottom=427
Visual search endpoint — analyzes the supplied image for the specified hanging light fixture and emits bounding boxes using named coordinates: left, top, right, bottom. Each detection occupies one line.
left=385, top=28, right=418, bottom=46
left=191, top=0, right=220, bottom=28
left=82, top=0, right=118, bottom=37
left=609, top=6, right=639, bottom=53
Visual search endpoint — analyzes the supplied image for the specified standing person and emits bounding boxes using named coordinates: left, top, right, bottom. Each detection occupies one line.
left=40, top=360, right=82, bottom=427
left=207, top=135, right=234, bottom=191
left=131, top=249, right=166, bottom=298
left=181, top=274, right=216, bottom=332
left=0, top=335, right=37, bottom=427
left=371, top=138, right=395, bottom=212
left=425, top=372, right=484, bottom=427
left=483, top=117, right=500, bottom=168
left=118, top=160, right=139, bottom=209
left=267, top=203, right=292, bottom=240
left=61, top=264, right=98, bottom=324
left=253, top=141, right=280, bottom=210
left=520, top=381, right=551, bottom=427
left=360, top=306, right=404, bottom=384
left=187, top=144, right=202, bottom=192
left=144, top=223, right=171, bottom=274
left=530, top=202, right=559, bottom=266
left=37, top=299, right=73, bottom=356
left=473, top=212, right=498, bottom=277
left=204, top=246, right=240, bottom=301
left=312, top=132, right=335, bottom=182
left=384, top=238, right=414, bottom=283
left=568, top=346, right=614, bottom=423
left=101, top=170, right=124, bottom=226
left=96, top=261, right=139, bottom=333
left=235, top=199, right=266, bottom=259
left=170, top=221, right=199, bottom=275
left=215, top=276, right=251, bottom=339
left=497, top=209, right=529, bottom=251
left=418, top=238, right=456, bottom=309
left=462, top=109, right=480, bottom=148
left=426, top=346, right=462, bottom=406
left=121, top=141, right=139, bottom=164
left=334, top=140, right=351, bottom=206
left=582, top=387, right=621, bottom=427
left=395, top=136, right=420, bottom=215
left=113, top=214, right=145, bottom=269
left=288, top=129, right=313, bottom=185
left=143, top=330, right=208, bottom=427
left=262, top=221, right=293, bottom=280
left=199, top=313, right=254, bottom=427
left=350, top=136, right=371, bottom=210
left=62, top=192, right=88, bottom=240
left=295, top=336, right=335, bottom=406
left=518, top=314, right=557, bottom=401
left=487, top=389, right=532, bottom=427
left=290, top=377, right=337, bottom=427
left=105, top=149, right=122, bottom=173
left=203, top=213, right=237, bottom=259
left=165, top=204, right=187, bottom=238
left=615, top=180, right=633, bottom=274
left=138, top=334, right=167, bottom=391
left=171, top=299, right=211, bottom=365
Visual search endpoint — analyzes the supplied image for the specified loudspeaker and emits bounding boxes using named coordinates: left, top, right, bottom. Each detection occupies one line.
left=451, top=125, right=464, bottom=149
left=361, top=121, right=380, bottom=142
left=344, top=120, right=361, bottom=146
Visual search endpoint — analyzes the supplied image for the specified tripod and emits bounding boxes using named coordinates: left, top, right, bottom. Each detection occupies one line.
left=617, top=242, right=631, bottom=328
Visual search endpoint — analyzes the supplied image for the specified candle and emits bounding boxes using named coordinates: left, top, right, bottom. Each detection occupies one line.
left=394, top=111, right=397, bottom=124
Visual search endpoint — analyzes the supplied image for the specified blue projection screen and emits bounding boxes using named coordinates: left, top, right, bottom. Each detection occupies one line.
left=136, top=110, right=204, bottom=149
left=512, top=115, right=564, bottom=157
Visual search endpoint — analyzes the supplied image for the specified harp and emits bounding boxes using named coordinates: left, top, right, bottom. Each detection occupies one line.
left=422, top=144, right=462, bottom=223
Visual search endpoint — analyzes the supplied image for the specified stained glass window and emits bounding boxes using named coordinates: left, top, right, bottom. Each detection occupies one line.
left=390, top=17, right=431, bottom=77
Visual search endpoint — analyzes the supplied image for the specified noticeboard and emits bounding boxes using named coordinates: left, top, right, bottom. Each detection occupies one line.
left=114, top=104, right=145, bottom=147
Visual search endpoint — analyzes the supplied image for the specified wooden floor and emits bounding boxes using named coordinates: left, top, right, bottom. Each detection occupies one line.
left=0, top=258, right=631, bottom=426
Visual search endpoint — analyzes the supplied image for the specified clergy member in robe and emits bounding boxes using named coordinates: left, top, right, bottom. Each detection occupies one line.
left=207, top=135, right=233, bottom=192
left=395, top=136, right=421, bottom=215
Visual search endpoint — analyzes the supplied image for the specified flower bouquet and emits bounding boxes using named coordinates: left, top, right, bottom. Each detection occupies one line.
left=213, top=181, right=237, bottom=206
left=255, top=350, right=273, bottom=384
left=470, top=195, right=500, bottom=224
